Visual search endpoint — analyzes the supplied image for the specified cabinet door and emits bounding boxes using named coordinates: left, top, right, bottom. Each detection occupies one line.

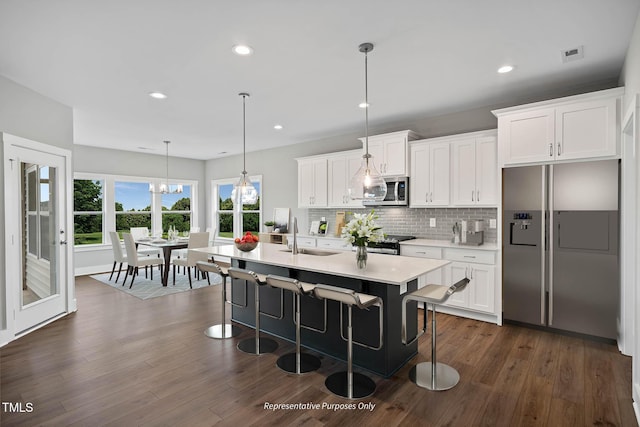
left=328, top=156, right=347, bottom=207
left=366, top=140, right=385, bottom=175
left=475, top=136, right=498, bottom=205
left=444, top=262, right=470, bottom=308
left=556, top=98, right=617, bottom=160
left=501, top=108, right=555, bottom=165
left=468, top=264, right=495, bottom=313
left=451, top=139, right=477, bottom=205
left=345, top=154, right=364, bottom=207
left=429, top=142, right=450, bottom=206
left=297, top=159, right=327, bottom=208
left=383, top=137, right=408, bottom=176
left=409, top=143, right=430, bottom=207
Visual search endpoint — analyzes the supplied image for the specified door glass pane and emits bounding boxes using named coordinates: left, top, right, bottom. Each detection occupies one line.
left=21, top=162, right=58, bottom=307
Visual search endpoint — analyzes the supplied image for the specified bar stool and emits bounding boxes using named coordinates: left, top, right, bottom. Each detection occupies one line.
left=265, top=275, right=323, bottom=374
left=196, top=260, right=244, bottom=339
left=228, top=267, right=283, bottom=355
left=313, top=284, right=383, bottom=399
left=401, top=277, right=470, bottom=391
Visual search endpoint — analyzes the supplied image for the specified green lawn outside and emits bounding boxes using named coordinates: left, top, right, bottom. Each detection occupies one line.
left=74, top=232, right=103, bottom=245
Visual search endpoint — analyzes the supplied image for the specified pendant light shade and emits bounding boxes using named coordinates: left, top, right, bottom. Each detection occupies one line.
left=348, top=42, right=387, bottom=201
left=149, top=140, right=183, bottom=194
left=231, top=93, right=258, bottom=205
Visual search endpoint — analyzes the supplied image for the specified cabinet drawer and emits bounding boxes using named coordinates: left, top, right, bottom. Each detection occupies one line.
left=400, top=245, right=442, bottom=259
left=443, top=248, right=495, bottom=264
left=286, top=236, right=316, bottom=248
left=316, top=238, right=349, bottom=250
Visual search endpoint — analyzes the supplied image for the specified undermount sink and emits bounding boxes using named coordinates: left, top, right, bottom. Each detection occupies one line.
left=280, top=248, right=339, bottom=256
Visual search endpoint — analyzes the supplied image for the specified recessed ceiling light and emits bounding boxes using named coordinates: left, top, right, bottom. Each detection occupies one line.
left=232, top=45, right=253, bottom=56
left=149, top=92, right=167, bottom=99
left=497, top=65, right=514, bottom=74
left=274, top=124, right=283, bottom=130
left=359, top=102, right=369, bottom=109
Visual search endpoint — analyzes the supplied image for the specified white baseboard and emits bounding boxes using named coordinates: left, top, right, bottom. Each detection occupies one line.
left=633, top=399, right=639, bottom=426
left=75, top=264, right=113, bottom=277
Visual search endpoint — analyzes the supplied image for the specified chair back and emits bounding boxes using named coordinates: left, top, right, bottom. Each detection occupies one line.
left=129, top=227, right=149, bottom=240
left=122, top=233, right=139, bottom=265
left=313, top=284, right=359, bottom=306
left=266, top=275, right=303, bottom=294
left=228, top=267, right=262, bottom=285
left=186, top=232, right=210, bottom=264
left=206, top=226, right=217, bottom=246
left=109, top=231, right=126, bottom=262
left=190, top=227, right=201, bottom=232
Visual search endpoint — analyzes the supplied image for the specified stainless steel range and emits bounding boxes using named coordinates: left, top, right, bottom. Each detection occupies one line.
left=366, top=235, right=416, bottom=255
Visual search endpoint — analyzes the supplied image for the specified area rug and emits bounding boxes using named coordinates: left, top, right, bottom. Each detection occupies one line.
left=90, top=270, right=222, bottom=300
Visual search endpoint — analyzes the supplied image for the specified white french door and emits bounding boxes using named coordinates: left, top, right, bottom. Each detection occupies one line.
left=4, top=135, right=71, bottom=335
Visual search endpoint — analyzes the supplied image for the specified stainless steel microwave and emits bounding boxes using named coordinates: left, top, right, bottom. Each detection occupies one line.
left=363, top=177, right=409, bottom=206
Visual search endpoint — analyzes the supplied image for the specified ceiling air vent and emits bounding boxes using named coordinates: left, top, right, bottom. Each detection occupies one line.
left=561, top=45, right=584, bottom=63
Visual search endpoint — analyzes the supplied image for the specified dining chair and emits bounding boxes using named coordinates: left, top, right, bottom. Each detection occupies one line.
left=108, top=231, right=127, bottom=283
left=122, top=232, right=164, bottom=288
left=172, top=232, right=210, bottom=288
left=129, top=227, right=162, bottom=257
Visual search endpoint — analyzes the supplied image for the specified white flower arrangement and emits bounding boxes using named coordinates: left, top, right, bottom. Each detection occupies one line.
left=341, top=210, right=385, bottom=247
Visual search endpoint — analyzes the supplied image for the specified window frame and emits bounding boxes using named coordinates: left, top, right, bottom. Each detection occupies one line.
left=211, top=175, right=262, bottom=241
left=72, top=172, right=198, bottom=250
left=72, top=175, right=105, bottom=246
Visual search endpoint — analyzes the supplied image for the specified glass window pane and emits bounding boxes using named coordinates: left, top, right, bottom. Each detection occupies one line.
left=219, top=213, right=233, bottom=238
left=74, top=179, right=103, bottom=211
left=28, top=214, right=37, bottom=256
left=162, top=213, right=191, bottom=234
left=161, top=185, right=191, bottom=211
left=242, top=181, right=260, bottom=211
left=218, top=184, right=234, bottom=210
left=40, top=214, right=50, bottom=261
left=27, top=169, right=37, bottom=211
left=242, top=212, right=259, bottom=233
left=115, top=213, right=151, bottom=234
left=74, top=214, right=103, bottom=245
left=115, top=181, right=151, bottom=212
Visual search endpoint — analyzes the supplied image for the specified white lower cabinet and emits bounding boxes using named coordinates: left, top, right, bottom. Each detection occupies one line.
left=401, top=244, right=497, bottom=319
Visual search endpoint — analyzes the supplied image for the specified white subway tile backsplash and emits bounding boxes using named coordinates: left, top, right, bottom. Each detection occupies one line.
left=308, top=207, right=498, bottom=242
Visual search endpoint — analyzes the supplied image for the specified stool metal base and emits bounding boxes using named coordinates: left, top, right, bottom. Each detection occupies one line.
left=237, top=337, right=278, bottom=355
left=276, top=352, right=321, bottom=374
left=204, top=324, right=242, bottom=339
left=325, top=371, right=376, bottom=399
left=409, top=362, right=460, bottom=391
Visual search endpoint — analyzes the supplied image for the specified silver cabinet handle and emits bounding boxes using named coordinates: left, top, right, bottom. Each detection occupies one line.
left=426, top=192, right=429, bottom=203
left=557, top=143, right=561, bottom=156
left=430, top=192, right=433, bottom=202
left=476, top=190, right=480, bottom=201
left=463, top=255, right=476, bottom=259
left=471, top=190, right=475, bottom=201
left=470, top=267, right=473, bottom=279
left=549, top=143, right=553, bottom=156
left=416, top=251, right=426, bottom=254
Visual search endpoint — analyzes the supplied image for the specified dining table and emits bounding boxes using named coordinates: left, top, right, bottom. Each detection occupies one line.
left=136, top=238, right=189, bottom=286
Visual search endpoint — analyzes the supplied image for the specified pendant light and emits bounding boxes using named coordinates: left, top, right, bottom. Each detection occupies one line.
left=348, top=42, right=387, bottom=201
left=149, top=140, right=183, bottom=194
left=231, top=92, right=258, bottom=205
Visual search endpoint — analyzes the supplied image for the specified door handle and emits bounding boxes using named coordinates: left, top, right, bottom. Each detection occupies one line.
left=60, top=240, right=68, bottom=245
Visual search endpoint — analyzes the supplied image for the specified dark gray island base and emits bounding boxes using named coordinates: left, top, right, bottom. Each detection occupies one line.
left=229, top=259, right=419, bottom=378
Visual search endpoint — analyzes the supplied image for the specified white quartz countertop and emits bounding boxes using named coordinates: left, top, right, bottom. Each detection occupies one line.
left=194, top=242, right=449, bottom=286
left=401, top=239, right=500, bottom=251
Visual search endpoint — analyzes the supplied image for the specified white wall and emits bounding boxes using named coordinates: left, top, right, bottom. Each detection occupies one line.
left=0, top=74, right=74, bottom=339
left=73, top=145, right=206, bottom=274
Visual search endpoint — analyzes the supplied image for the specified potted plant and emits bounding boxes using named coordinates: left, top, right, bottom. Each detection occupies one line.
left=264, top=221, right=275, bottom=233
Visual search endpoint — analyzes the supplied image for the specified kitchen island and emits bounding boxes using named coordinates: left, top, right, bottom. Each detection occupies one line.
left=195, top=242, right=449, bottom=377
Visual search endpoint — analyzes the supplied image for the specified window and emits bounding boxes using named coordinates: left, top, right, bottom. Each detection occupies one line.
left=115, top=181, right=151, bottom=236
left=73, top=178, right=104, bottom=245
left=162, top=185, right=193, bottom=234
left=213, top=177, right=262, bottom=240
left=72, top=173, right=197, bottom=247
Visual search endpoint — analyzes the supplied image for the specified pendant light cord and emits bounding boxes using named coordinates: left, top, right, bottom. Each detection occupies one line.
left=364, top=48, right=369, bottom=160
left=242, top=93, right=247, bottom=175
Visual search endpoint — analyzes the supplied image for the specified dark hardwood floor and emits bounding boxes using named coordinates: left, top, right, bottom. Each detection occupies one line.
left=1, top=275, right=637, bottom=426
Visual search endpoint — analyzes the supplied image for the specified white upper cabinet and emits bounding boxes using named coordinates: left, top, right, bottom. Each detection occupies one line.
left=297, top=157, right=327, bottom=208
left=359, top=130, right=420, bottom=177
left=451, top=131, right=498, bottom=206
left=327, top=150, right=363, bottom=208
left=409, top=141, right=450, bottom=207
left=494, top=88, right=623, bottom=166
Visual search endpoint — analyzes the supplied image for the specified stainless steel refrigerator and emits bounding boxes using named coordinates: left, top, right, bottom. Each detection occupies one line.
left=502, top=160, right=619, bottom=340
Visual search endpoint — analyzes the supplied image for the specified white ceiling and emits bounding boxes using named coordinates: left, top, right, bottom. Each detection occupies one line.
left=0, top=0, right=638, bottom=160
